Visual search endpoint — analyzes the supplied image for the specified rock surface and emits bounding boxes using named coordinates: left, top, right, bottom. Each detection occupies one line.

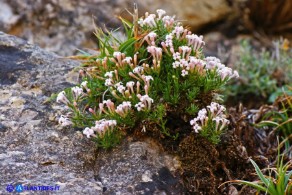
left=138, top=0, right=231, bottom=31
left=0, top=0, right=232, bottom=56
left=0, top=32, right=182, bottom=194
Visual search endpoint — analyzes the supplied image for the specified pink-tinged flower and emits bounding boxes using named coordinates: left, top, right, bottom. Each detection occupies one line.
left=186, top=34, right=205, bottom=51
left=136, top=81, right=141, bottom=94
left=162, top=15, right=175, bottom=28
left=58, top=115, right=73, bottom=126
left=56, top=91, right=70, bottom=105
left=133, top=66, right=144, bottom=75
left=143, top=14, right=156, bottom=27
left=205, top=56, right=221, bottom=69
left=92, top=119, right=117, bottom=137
left=165, top=34, right=174, bottom=47
left=115, top=101, right=132, bottom=117
left=189, top=57, right=206, bottom=73
left=179, top=46, right=191, bottom=59
left=116, top=84, right=126, bottom=94
left=122, top=57, right=132, bottom=65
left=129, top=72, right=141, bottom=81
left=99, top=103, right=105, bottom=114
left=139, top=95, right=154, bottom=110
left=71, top=86, right=83, bottom=100
left=146, top=32, right=157, bottom=45
left=83, top=127, right=94, bottom=138
left=207, top=102, right=226, bottom=117
left=142, top=75, right=153, bottom=86
left=220, top=118, right=230, bottom=130
left=218, top=67, right=233, bottom=80
left=212, top=117, right=222, bottom=131
left=126, top=81, right=135, bottom=94
left=105, top=78, right=114, bottom=86
left=147, top=46, right=162, bottom=62
left=103, top=99, right=115, bottom=113
left=173, top=26, right=184, bottom=39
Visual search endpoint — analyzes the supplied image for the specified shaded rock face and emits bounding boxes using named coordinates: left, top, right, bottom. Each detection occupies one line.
left=138, top=0, right=231, bottom=31
left=0, top=32, right=182, bottom=194
left=0, top=0, right=231, bottom=56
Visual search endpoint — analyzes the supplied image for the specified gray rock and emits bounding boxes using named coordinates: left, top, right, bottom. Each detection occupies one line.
left=0, top=32, right=183, bottom=194
left=0, top=0, right=232, bottom=56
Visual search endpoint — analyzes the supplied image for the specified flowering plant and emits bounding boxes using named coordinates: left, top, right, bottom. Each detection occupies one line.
left=56, top=8, right=238, bottom=149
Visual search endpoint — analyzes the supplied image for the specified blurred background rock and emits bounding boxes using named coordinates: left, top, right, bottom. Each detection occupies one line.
left=0, top=0, right=292, bottom=56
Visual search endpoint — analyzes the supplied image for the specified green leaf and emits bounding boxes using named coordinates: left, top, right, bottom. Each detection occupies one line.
left=232, top=180, right=268, bottom=192
left=249, top=159, right=278, bottom=194
left=119, top=37, right=137, bottom=54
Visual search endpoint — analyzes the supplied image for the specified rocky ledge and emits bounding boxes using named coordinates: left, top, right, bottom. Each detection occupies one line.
left=0, top=32, right=182, bottom=194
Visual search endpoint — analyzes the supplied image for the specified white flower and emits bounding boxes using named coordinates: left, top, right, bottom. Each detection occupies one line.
left=83, top=127, right=94, bottom=138
left=233, top=70, right=239, bottom=78
left=58, top=115, right=73, bottom=126
left=126, top=81, right=135, bottom=93
left=172, top=61, right=180, bottom=68
left=113, top=51, right=122, bottom=58
left=105, top=78, right=114, bottom=86
left=117, top=85, right=126, bottom=94
left=133, top=66, right=144, bottom=74
left=142, top=75, right=154, bottom=86
left=156, top=9, right=166, bottom=19
left=105, top=71, right=114, bottom=78
left=190, top=118, right=198, bottom=126
left=181, top=69, right=188, bottom=77
left=135, top=102, right=146, bottom=111
left=147, top=32, right=157, bottom=39
left=218, top=67, right=233, bottom=80
left=81, top=81, right=88, bottom=88
left=173, top=52, right=181, bottom=60
left=139, top=94, right=154, bottom=110
left=205, top=56, right=221, bottom=70
left=56, top=91, right=70, bottom=105
left=212, top=117, right=222, bottom=131
left=179, top=46, right=191, bottom=58
left=143, top=14, right=156, bottom=27
left=138, top=18, right=144, bottom=27
left=71, top=86, right=83, bottom=100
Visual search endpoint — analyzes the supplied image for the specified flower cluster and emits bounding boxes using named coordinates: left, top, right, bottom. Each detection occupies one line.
left=55, top=8, right=239, bottom=148
left=190, top=102, right=229, bottom=133
left=83, top=119, right=117, bottom=138
left=205, top=57, right=239, bottom=80
left=135, top=94, right=154, bottom=111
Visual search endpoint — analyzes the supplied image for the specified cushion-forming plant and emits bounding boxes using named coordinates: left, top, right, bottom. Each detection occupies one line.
left=56, top=8, right=239, bottom=148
